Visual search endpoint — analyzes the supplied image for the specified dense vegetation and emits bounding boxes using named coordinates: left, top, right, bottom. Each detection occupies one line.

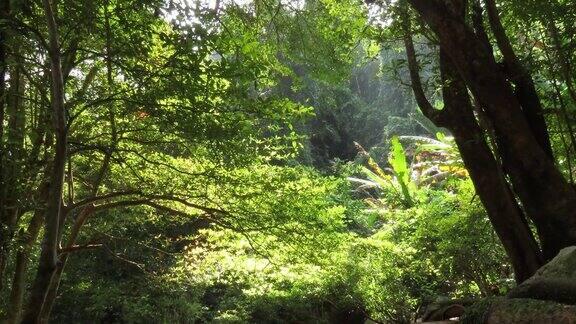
left=0, top=0, right=575, bottom=323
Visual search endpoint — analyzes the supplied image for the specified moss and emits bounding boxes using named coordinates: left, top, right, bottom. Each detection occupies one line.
left=460, top=297, right=503, bottom=324
left=502, top=298, right=562, bottom=314
left=531, top=247, right=576, bottom=279
left=461, top=297, right=576, bottom=324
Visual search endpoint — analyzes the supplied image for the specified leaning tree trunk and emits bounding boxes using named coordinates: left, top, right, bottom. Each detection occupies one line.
left=483, top=0, right=553, bottom=160
left=480, top=0, right=570, bottom=261
left=21, top=0, right=67, bottom=322
left=6, top=209, right=45, bottom=324
left=6, top=117, right=53, bottom=323
left=407, top=0, right=576, bottom=261
left=438, top=49, right=543, bottom=282
left=38, top=3, right=116, bottom=319
left=470, top=0, right=569, bottom=261
left=38, top=205, right=95, bottom=322
left=402, top=4, right=543, bottom=282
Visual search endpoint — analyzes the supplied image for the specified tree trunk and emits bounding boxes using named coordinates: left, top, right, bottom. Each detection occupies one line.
left=38, top=205, right=94, bottom=322
left=22, top=0, right=67, bottom=322
left=408, top=0, right=576, bottom=260
left=5, top=209, right=45, bottom=324
left=483, top=0, right=553, bottom=160
left=402, top=7, right=543, bottom=281
left=480, top=0, right=573, bottom=258
left=1, top=58, right=27, bottom=295
left=0, top=0, right=8, bottom=142
left=438, top=49, right=543, bottom=282
left=0, top=8, right=7, bottom=286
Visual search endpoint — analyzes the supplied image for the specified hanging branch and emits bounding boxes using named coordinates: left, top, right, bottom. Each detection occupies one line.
left=401, top=4, right=446, bottom=126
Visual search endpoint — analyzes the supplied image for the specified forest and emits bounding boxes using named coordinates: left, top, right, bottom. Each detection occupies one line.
left=1, top=0, right=576, bottom=323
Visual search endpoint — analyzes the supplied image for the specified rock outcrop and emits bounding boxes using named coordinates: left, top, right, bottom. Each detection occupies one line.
left=508, top=246, right=576, bottom=305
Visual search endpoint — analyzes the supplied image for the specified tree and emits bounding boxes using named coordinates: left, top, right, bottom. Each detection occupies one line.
left=21, top=0, right=68, bottom=322
left=382, top=0, right=576, bottom=281
left=0, top=0, right=367, bottom=321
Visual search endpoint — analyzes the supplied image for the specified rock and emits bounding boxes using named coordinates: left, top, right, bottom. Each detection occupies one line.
left=421, top=303, right=465, bottom=322
left=508, top=246, right=576, bottom=304
left=418, top=298, right=472, bottom=322
left=461, top=297, right=576, bottom=324
left=458, top=248, right=576, bottom=323
left=426, top=248, right=576, bottom=323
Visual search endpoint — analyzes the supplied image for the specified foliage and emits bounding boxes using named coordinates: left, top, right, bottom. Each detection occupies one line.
left=389, top=136, right=413, bottom=206
left=3, top=0, right=576, bottom=322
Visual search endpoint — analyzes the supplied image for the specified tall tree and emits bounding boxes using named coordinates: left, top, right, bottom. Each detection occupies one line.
left=0, top=0, right=368, bottom=321
left=391, top=0, right=576, bottom=274
left=22, top=0, right=68, bottom=321
left=401, top=1, right=542, bottom=282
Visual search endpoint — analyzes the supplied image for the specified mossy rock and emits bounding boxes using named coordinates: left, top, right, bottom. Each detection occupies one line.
left=508, top=246, right=576, bottom=304
left=461, top=298, right=576, bottom=324
left=460, top=297, right=503, bottom=324
left=530, top=246, right=576, bottom=278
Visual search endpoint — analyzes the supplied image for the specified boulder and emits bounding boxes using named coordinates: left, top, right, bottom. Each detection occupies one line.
left=417, top=297, right=473, bottom=323
left=508, top=246, right=576, bottom=304
left=461, top=297, right=576, bottom=324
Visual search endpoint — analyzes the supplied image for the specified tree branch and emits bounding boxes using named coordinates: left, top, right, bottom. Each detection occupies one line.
left=67, top=190, right=139, bottom=213
left=401, top=5, right=445, bottom=126
left=58, top=244, right=102, bottom=254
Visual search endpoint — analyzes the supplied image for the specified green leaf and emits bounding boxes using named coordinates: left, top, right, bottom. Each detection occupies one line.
left=389, top=136, right=413, bottom=207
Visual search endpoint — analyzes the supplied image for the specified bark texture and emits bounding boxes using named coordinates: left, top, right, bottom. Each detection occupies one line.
left=439, top=49, right=543, bottom=282
left=402, top=1, right=543, bottom=282
left=22, top=0, right=68, bottom=322
left=407, top=0, right=576, bottom=261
